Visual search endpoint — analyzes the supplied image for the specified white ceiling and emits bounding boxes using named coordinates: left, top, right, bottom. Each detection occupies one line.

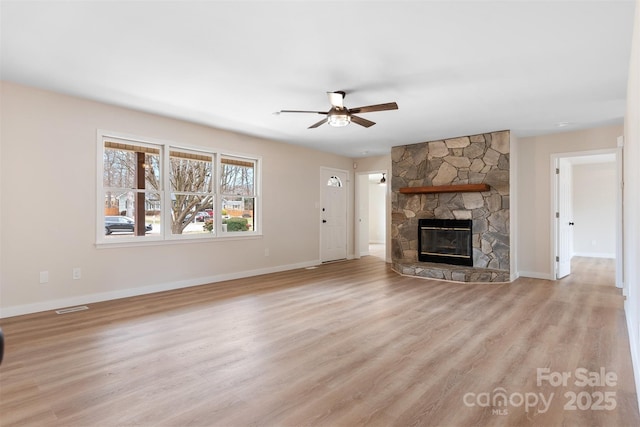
left=1, top=0, right=635, bottom=158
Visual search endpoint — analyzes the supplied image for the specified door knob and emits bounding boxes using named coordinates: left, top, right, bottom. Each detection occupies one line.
left=569, top=222, right=575, bottom=226
left=322, top=220, right=327, bottom=223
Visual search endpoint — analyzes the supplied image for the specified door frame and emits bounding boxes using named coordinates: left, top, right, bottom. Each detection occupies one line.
left=354, top=170, right=389, bottom=260
left=550, top=147, right=623, bottom=286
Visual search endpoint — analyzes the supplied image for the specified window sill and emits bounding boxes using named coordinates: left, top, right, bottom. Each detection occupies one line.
left=96, top=233, right=263, bottom=249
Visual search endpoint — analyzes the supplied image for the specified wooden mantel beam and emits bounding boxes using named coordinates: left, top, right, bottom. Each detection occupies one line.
left=399, top=183, right=490, bottom=194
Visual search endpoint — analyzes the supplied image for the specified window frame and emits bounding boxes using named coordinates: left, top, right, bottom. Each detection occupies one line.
left=96, top=130, right=262, bottom=246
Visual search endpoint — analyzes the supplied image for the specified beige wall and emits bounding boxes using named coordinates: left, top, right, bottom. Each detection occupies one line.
left=368, top=181, right=386, bottom=244
left=0, top=82, right=354, bottom=316
left=354, top=155, right=390, bottom=172
left=516, top=124, right=623, bottom=278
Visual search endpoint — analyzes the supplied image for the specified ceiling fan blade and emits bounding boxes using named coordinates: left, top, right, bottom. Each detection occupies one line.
left=327, top=91, right=345, bottom=108
left=351, top=115, right=376, bottom=128
left=308, top=117, right=328, bottom=129
left=349, top=102, right=398, bottom=114
left=277, top=110, right=327, bottom=114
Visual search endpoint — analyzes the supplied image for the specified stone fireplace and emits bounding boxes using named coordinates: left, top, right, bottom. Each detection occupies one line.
left=391, top=130, right=510, bottom=282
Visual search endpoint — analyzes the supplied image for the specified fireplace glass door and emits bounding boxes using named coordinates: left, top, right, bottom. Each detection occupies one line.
left=418, top=219, right=473, bottom=266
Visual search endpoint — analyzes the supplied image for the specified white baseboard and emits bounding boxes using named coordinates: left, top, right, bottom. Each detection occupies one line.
left=518, top=271, right=555, bottom=281
left=572, top=252, right=616, bottom=259
left=0, top=260, right=320, bottom=319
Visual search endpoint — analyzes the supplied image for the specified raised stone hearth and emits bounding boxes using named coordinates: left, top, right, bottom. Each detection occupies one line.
left=393, top=261, right=510, bottom=283
left=391, top=130, right=510, bottom=283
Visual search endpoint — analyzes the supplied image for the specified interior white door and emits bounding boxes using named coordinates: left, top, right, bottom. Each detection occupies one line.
left=357, top=173, right=370, bottom=257
left=321, top=168, right=348, bottom=262
left=557, top=158, right=573, bottom=279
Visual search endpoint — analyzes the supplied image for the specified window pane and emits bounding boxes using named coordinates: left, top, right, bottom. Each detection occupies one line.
left=104, top=148, right=135, bottom=188
left=170, top=155, right=213, bottom=193
left=104, top=148, right=160, bottom=190
left=103, top=191, right=160, bottom=237
left=170, top=194, right=214, bottom=235
left=221, top=160, right=254, bottom=196
left=145, top=154, right=161, bottom=190
left=145, top=192, right=162, bottom=235
left=221, top=196, right=254, bottom=232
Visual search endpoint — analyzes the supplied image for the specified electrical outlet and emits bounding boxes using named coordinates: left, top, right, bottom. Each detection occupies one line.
left=40, top=271, right=49, bottom=284
left=264, top=248, right=270, bottom=257
left=72, top=268, right=81, bottom=280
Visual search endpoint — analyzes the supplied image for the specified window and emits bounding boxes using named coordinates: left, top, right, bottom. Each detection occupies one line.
left=327, top=175, right=343, bottom=187
left=220, top=156, right=257, bottom=232
left=98, top=132, right=260, bottom=244
left=102, top=139, right=162, bottom=238
left=169, top=149, right=214, bottom=236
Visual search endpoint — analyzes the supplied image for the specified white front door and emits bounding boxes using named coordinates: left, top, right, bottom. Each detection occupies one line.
left=321, top=168, right=348, bottom=262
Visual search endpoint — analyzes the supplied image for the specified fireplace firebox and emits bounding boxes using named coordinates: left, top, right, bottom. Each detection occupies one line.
left=418, top=219, right=473, bottom=266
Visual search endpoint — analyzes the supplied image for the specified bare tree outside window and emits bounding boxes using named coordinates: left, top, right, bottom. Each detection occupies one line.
left=221, top=161, right=254, bottom=195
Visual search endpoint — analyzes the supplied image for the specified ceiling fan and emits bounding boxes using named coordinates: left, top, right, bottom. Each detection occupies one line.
left=276, top=91, right=398, bottom=129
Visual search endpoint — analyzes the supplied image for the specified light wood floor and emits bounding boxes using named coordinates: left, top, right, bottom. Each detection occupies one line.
left=1, top=256, right=638, bottom=426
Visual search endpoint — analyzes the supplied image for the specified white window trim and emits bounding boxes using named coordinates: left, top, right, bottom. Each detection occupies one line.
left=96, top=129, right=262, bottom=247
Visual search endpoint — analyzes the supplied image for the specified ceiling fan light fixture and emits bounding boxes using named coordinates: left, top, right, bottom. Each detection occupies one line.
left=327, top=110, right=351, bottom=127
left=277, top=91, right=397, bottom=128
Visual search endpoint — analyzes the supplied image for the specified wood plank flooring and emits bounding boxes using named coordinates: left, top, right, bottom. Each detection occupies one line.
left=1, top=256, right=638, bottom=426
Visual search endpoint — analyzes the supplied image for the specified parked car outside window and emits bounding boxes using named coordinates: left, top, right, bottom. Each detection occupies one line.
left=105, top=216, right=152, bottom=235
left=195, top=211, right=210, bottom=222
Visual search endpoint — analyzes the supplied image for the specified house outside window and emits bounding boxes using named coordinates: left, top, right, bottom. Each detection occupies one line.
left=97, top=132, right=260, bottom=244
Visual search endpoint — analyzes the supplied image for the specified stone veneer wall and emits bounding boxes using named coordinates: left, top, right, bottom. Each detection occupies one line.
left=391, top=130, right=510, bottom=282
